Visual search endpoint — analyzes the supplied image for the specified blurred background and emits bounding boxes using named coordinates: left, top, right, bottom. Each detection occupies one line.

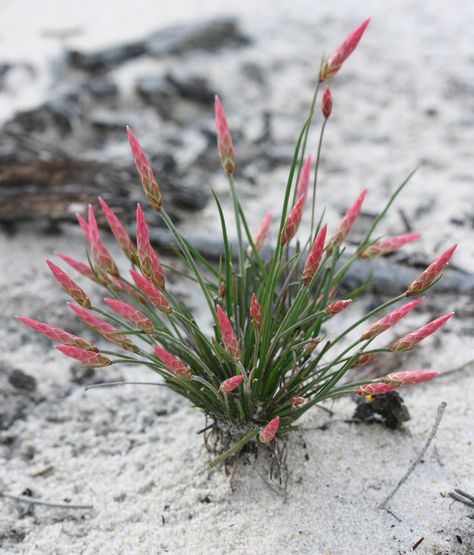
left=1, top=0, right=473, bottom=256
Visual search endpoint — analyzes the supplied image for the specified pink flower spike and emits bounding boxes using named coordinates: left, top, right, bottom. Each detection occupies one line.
left=259, top=416, right=280, bottom=443
left=383, top=370, right=438, bottom=385
left=98, top=197, right=137, bottom=264
left=328, top=188, right=367, bottom=252
left=130, top=270, right=172, bottom=314
left=390, top=312, right=455, bottom=352
left=319, top=18, right=371, bottom=81
left=220, top=375, right=244, bottom=393
left=136, top=203, right=165, bottom=289
left=76, top=213, right=90, bottom=239
left=55, top=252, right=95, bottom=281
left=46, top=260, right=91, bottom=308
left=351, top=353, right=377, bottom=368
left=56, top=345, right=111, bottom=367
left=303, top=224, right=327, bottom=285
left=281, top=195, right=305, bottom=246
left=67, top=302, right=138, bottom=352
left=325, top=299, right=352, bottom=315
left=321, top=87, right=332, bottom=119
left=87, top=204, right=119, bottom=277
left=361, top=297, right=424, bottom=340
left=127, top=126, right=162, bottom=211
left=356, top=382, right=400, bottom=397
left=250, top=293, right=262, bottom=332
left=16, top=316, right=98, bottom=352
left=153, top=345, right=191, bottom=377
left=214, top=95, right=234, bottom=176
left=296, top=155, right=312, bottom=202
left=103, top=297, right=154, bottom=333
left=407, top=244, right=457, bottom=295
left=216, top=305, right=240, bottom=360
left=359, top=232, right=421, bottom=259
left=248, top=212, right=272, bottom=256
left=289, top=396, right=306, bottom=408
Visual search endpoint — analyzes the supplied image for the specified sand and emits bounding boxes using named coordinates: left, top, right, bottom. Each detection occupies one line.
left=1, top=0, right=473, bottom=553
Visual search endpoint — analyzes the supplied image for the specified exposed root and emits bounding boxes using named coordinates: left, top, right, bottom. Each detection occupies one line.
left=201, top=415, right=289, bottom=492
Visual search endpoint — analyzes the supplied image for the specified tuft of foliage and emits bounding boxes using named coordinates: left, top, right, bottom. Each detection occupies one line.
left=18, top=19, right=455, bottom=468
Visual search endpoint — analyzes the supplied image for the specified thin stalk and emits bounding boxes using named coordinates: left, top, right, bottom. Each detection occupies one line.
left=310, top=118, right=327, bottom=235
left=208, top=429, right=258, bottom=468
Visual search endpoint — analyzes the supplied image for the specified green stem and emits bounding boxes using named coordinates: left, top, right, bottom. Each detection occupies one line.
left=207, top=429, right=258, bottom=468
left=310, top=118, right=327, bottom=235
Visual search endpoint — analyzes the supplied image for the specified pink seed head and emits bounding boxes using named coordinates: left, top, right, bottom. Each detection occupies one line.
left=325, top=299, right=352, bottom=315
left=127, top=126, right=163, bottom=211
left=289, top=396, right=306, bottom=408
left=259, top=416, right=280, bottom=443
left=328, top=188, right=367, bottom=252
left=351, top=353, right=377, bottom=368
left=214, top=95, right=234, bottom=176
left=76, top=213, right=90, bottom=239
left=407, top=244, right=457, bottom=295
left=87, top=204, right=119, bottom=277
left=390, top=312, right=455, bottom=352
left=219, top=375, right=244, bottom=393
left=281, top=195, right=305, bottom=246
left=136, top=204, right=165, bottom=289
left=383, top=370, right=438, bottom=385
left=356, top=382, right=400, bottom=397
left=321, top=86, right=332, bottom=119
left=303, top=224, right=327, bottom=285
left=103, top=298, right=154, bottom=334
left=216, top=305, right=240, bottom=359
left=16, top=316, right=98, bottom=352
left=130, top=270, right=172, bottom=314
left=248, top=212, right=272, bottom=256
left=359, top=232, right=421, bottom=259
left=296, top=155, right=312, bottom=202
left=361, top=297, right=424, bottom=340
left=98, top=197, right=138, bottom=264
left=67, top=302, right=138, bottom=352
left=46, top=260, right=91, bottom=308
left=250, top=293, right=262, bottom=332
left=107, top=275, right=147, bottom=304
left=319, top=18, right=370, bottom=81
left=55, top=252, right=95, bottom=281
left=153, top=345, right=191, bottom=377
left=56, top=345, right=111, bottom=367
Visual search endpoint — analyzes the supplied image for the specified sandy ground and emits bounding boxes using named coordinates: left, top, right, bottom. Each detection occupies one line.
left=1, top=0, right=474, bottom=554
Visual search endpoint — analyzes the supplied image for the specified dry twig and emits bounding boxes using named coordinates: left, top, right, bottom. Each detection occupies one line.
left=379, top=401, right=447, bottom=509
left=0, top=492, right=93, bottom=510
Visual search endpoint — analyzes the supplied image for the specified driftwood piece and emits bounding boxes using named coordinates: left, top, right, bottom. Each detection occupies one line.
left=143, top=228, right=474, bottom=296
left=67, top=18, right=250, bottom=73
left=0, top=155, right=209, bottom=224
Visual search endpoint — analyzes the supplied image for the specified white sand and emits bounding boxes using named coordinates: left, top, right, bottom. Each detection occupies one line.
left=1, top=1, right=474, bottom=553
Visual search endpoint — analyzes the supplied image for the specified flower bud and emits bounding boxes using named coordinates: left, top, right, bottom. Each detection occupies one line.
left=407, top=244, right=457, bottom=295
left=216, top=305, right=240, bottom=359
left=153, top=346, right=191, bottom=377
left=127, top=126, right=162, bottom=211
left=390, top=312, right=454, bottom=352
left=220, top=375, right=244, bottom=393
left=259, top=416, right=280, bottom=443
left=214, top=95, right=234, bottom=176
left=321, top=87, right=332, bottom=119
left=319, top=18, right=370, bottom=81
left=56, top=345, right=111, bottom=367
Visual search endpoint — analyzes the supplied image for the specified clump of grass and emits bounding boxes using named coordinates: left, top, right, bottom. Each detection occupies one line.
left=18, top=18, right=456, bottom=469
